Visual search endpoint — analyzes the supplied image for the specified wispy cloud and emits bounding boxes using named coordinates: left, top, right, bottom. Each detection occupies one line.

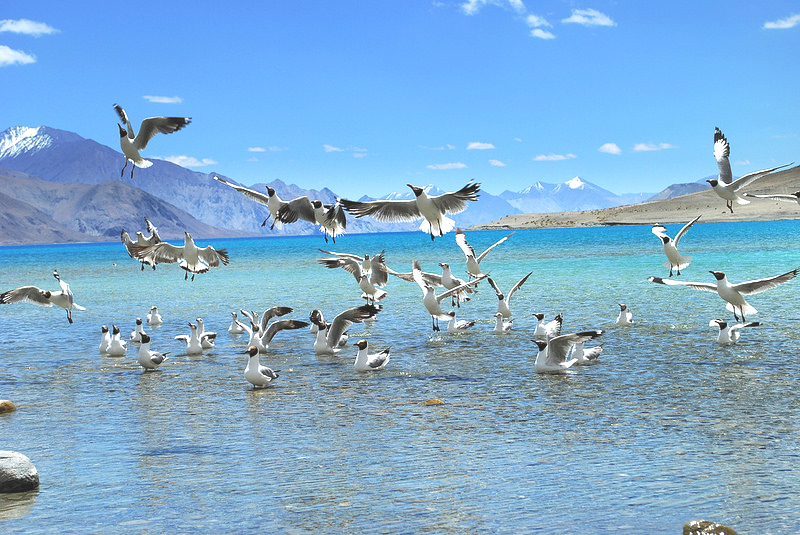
left=323, top=144, right=344, bottom=152
left=420, top=144, right=456, bottom=150
left=324, top=144, right=367, bottom=158
left=0, top=45, right=35, bottom=66
left=633, top=142, right=676, bottom=152
left=427, top=162, right=468, bottom=170
left=598, top=143, right=622, bottom=155
left=531, top=28, right=556, bottom=39
left=467, top=141, right=495, bottom=150
left=763, top=14, right=800, bottom=29
left=489, top=159, right=506, bottom=167
left=533, top=153, right=577, bottom=161
left=526, top=13, right=556, bottom=39
left=353, top=147, right=368, bottom=158
left=735, top=159, right=751, bottom=166
left=248, top=147, right=267, bottom=153
left=461, top=0, right=525, bottom=16
left=162, top=155, right=218, bottom=167
left=0, top=19, right=59, bottom=36
left=562, top=8, right=616, bottom=27
left=143, top=95, right=183, bottom=104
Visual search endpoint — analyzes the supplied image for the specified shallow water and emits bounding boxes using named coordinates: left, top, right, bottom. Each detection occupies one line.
left=2, top=221, right=799, bottom=533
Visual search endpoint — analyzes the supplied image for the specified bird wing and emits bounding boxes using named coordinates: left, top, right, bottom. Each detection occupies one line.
left=174, top=334, right=190, bottom=342
left=133, top=116, right=191, bottom=150
left=328, top=304, right=380, bottom=347
left=262, top=319, right=310, bottom=344
left=648, top=276, right=717, bottom=293
left=547, top=331, right=603, bottom=366
left=506, top=271, right=533, bottom=302
left=319, top=257, right=363, bottom=281
left=486, top=276, right=502, bottom=297
left=388, top=266, right=442, bottom=286
left=338, top=198, right=421, bottom=222
left=325, top=202, right=347, bottom=230
left=144, top=217, right=160, bottom=242
left=277, top=196, right=317, bottom=224
left=714, top=127, right=733, bottom=185
left=544, top=314, right=563, bottom=340
left=0, top=286, right=52, bottom=307
left=369, top=253, right=389, bottom=287
left=730, top=163, right=793, bottom=192
left=369, top=348, right=391, bottom=368
left=455, top=228, right=476, bottom=258
left=733, top=268, right=798, bottom=295
left=114, top=104, right=130, bottom=127
left=131, top=242, right=184, bottom=264
left=198, top=246, right=229, bottom=267
left=259, top=306, right=294, bottom=332
left=239, top=309, right=259, bottom=325
left=437, top=275, right=486, bottom=303
left=476, top=232, right=514, bottom=263
left=213, top=175, right=271, bottom=205
left=411, top=260, right=428, bottom=293
left=121, top=229, right=136, bottom=256
left=744, top=192, right=800, bottom=203
left=317, top=248, right=362, bottom=262
left=673, top=215, right=701, bottom=246
left=429, top=181, right=481, bottom=215
left=729, top=321, right=761, bottom=334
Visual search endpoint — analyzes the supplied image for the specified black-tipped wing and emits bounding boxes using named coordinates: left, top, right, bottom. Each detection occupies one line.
left=327, top=304, right=381, bottom=347
left=339, top=198, right=421, bottom=222
left=430, top=181, right=480, bottom=215
left=714, top=127, right=732, bottom=185
left=507, top=271, right=532, bottom=301
left=437, top=274, right=486, bottom=303
left=198, top=246, right=229, bottom=267
left=259, top=306, right=294, bottom=332
left=134, top=116, right=192, bottom=150
left=277, top=196, right=317, bottom=224
left=733, top=268, right=798, bottom=295
left=0, top=286, right=52, bottom=307
left=731, top=163, right=793, bottom=192
left=213, top=175, right=271, bottom=205
left=648, top=276, right=717, bottom=292
left=547, top=330, right=603, bottom=366
left=262, top=319, right=310, bottom=344
left=674, top=215, right=701, bottom=246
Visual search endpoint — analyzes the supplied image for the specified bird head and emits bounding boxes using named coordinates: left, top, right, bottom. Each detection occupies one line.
left=101, top=325, right=109, bottom=333
left=243, top=346, right=259, bottom=358
left=709, top=319, right=727, bottom=329
left=353, top=339, right=368, bottom=350
left=660, top=235, right=669, bottom=244
left=447, top=311, right=456, bottom=317
left=494, top=312, right=503, bottom=318
left=618, top=304, right=627, bottom=310
left=706, top=179, right=718, bottom=187
left=140, top=333, right=151, bottom=343
left=532, top=340, right=548, bottom=351
left=709, top=271, right=725, bottom=281
left=112, top=325, right=120, bottom=334
left=311, top=200, right=323, bottom=209
left=532, top=312, right=544, bottom=321
left=496, top=293, right=505, bottom=301
left=407, top=184, right=424, bottom=197
left=117, top=124, right=127, bottom=138
left=135, top=318, right=142, bottom=325
left=266, top=186, right=275, bottom=196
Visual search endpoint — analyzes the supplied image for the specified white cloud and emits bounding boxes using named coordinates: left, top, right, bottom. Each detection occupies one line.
left=162, top=155, right=218, bottom=167
left=248, top=147, right=267, bottom=152
left=598, top=143, right=622, bottom=155
left=763, top=14, right=800, bottom=29
left=489, top=159, right=506, bottom=167
left=735, top=159, right=751, bottom=166
left=531, top=28, right=556, bottom=39
left=323, top=144, right=344, bottom=152
left=143, top=95, right=183, bottom=104
left=0, top=45, right=35, bottom=66
left=526, top=14, right=551, bottom=28
left=633, top=142, right=676, bottom=152
left=420, top=144, right=457, bottom=150
left=0, top=19, right=58, bottom=36
left=461, top=0, right=525, bottom=16
left=427, top=162, right=468, bottom=170
left=353, top=147, right=368, bottom=158
left=562, top=8, right=616, bottom=27
left=533, top=153, right=577, bottom=161
left=467, top=141, right=495, bottom=150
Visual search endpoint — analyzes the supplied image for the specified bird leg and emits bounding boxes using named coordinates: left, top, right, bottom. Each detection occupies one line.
left=726, top=201, right=733, bottom=214
left=184, top=270, right=188, bottom=281
left=141, top=262, right=145, bottom=271
left=120, top=159, right=128, bottom=177
left=130, top=165, right=135, bottom=179
left=431, top=316, right=438, bottom=331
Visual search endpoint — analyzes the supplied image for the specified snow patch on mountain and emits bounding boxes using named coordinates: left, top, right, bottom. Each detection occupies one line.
left=0, top=126, right=52, bottom=159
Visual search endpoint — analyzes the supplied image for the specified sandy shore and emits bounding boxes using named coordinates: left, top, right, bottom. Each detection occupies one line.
left=470, top=165, right=800, bottom=230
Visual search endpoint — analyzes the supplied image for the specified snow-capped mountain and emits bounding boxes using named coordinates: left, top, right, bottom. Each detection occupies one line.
left=500, top=176, right=650, bottom=213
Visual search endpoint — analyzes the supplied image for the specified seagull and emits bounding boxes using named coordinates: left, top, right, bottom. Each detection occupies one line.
left=147, top=305, right=163, bottom=326
left=533, top=330, right=604, bottom=374
left=487, top=272, right=532, bottom=318
left=648, top=268, right=798, bottom=321
left=651, top=215, right=701, bottom=277
left=212, top=176, right=287, bottom=229
left=438, top=262, right=476, bottom=307
left=309, top=304, right=381, bottom=355
left=107, top=325, right=127, bottom=357
left=174, top=322, right=211, bottom=355
left=127, top=231, right=229, bottom=280
left=445, top=311, right=476, bottom=333
left=130, top=317, right=147, bottom=343
left=318, top=249, right=386, bottom=276
left=455, top=228, right=514, bottom=279
left=352, top=339, right=391, bottom=372
left=276, top=197, right=347, bottom=243
left=616, top=304, right=634, bottom=326
left=99, top=325, right=111, bottom=355
left=114, top=104, right=191, bottom=179
left=572, top=341, right=603, bottom=365
left=542, top=314, right=563, bottom=340
left=0, top=269, right=86, bottom=324
left=243, top=346, right=280, bottom=388
left=137, top=333, right=169, bottom=371
left=121, top=217, right=162, bottom=270
left=709, top=318, right=762, bottom=345
left=318, top=252, right=389, bottom=304
left=239, top=306, right=295, bottom=340
left=412, top=260, right=485, bottom=331
left=195, top=318, right=217, bottom=349
left=339, top=181, right=481, bottom=241
left=744, top=190, right=800, bottom=206
left=228, top=312, right=245, bottom=334
left=493, top=312, right=513, bottom=333
left=708, top=127, right=792, bottom=213
left=532, top=313, right=547, bottom=338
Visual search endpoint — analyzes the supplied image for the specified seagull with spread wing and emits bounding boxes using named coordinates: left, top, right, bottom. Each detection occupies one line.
left=128, top=231, right=229, bottom=281
left=744, top=190, right=800, bottom=206
left=455, top=228, right=514, bottom=279
left=277, top=197, right=346, bottom=243
left=114, top=104, right=191, bottom=179
left=213, top=176, right=288, bottom=229
left=412, top=260, right=485, bottom=331
left=487, top=272, right=532, bottom=318
left=0, top=269, right=86, bottom=324
left=121, top=217, right=162, bottom=270
left=651, top=215, right=701, bottom=277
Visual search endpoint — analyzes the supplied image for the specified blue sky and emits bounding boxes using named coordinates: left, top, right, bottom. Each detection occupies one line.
left=2, top=1, right=799, bottom=199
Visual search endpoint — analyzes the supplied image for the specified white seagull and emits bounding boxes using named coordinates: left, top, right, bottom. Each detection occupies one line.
left=532, top=313, right=547, bottom=338
left=99, top=325, right=111, bottom=355
left=114, top=104, right=191, bottom=179
left=147, top=305, right=163, bottom=326
left=174, top=322, right=213, bottom=355
left=445, top=311, right=476, bottom=333
left=121, top=217, right=162, bottom=270
left=228, top=312, right=245, bottom=334
left=438, top=262, right=476, bottom=307
left=137, top=333, right=169, bottom=371
left=533, top=329, right=604, bottom=374
left=339, top=181, right=481, bottom=241
left=708, top=127, right=791, bottom=213
left=572, top=341, right=604, bottom=365
left=493, top=312, right=513, bottom=333
left=709, top=318, right=762, bottom=345
left=128, top=231, right=229, bottom=280
left=487, top=272, right=532, bottom=318
left=616, top=304, right=634, bottom=326
left=352, top=339, right=391, bottom=372
left=243, top=346, right=280, bottom=388
left=412, top=260, right=485, bottom=331
left=744, top=190, right=800, bottom=206
left=0, top=269, right=86, bottom=324
left=107, top=325, right=127, bottom=357
left=213, top=176, right=287, bottom=229
left=318, top=252, right=389, bottom=304
left=276, top=197, right=347, bottom=243
left=455, top=228, right=514, bottom=279
left=195, top=318, right=217, bottom=349
left=648, top=268, right=798, bottom=321
left=651, top=215, right=701, bottom=277
left=130, top=317, right=147, bottom=343
left=310, top=304, right=381, bottom=355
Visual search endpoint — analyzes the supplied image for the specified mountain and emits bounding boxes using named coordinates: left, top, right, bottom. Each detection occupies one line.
left=647, top=175, right=716, bottom=201
left=499, top=176, right=651, bottom=213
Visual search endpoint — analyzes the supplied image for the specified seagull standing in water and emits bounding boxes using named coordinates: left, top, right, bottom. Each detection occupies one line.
left=455, top=228, right=514, bottom=279
left=445, top=311, right=476, bottom=333
left=487, top=272, right=532, bottom=318
left=339, top=181, right=481, bottom=241
left=128, top=232, right=229, bottom=280
left=212, top=176, right=288, bottom=229
left=114, top=104, right=191, bottom=179
left=352, top=339, right=391, bottom=372
left=108, top=325, right=127, bottom=357
left=708, top=127, right=791, bottom=213
left=174, top=322, right=212, bottom=355
left=228, top=312, right=245, bottom=334
left=533, top=329, right=604, bottom=374
left=649, top=268, right=798, bottom=321
left=195, top=318, right=217, bottom=350
left=242, top=346, right=280, bottom=388
left=130, top=318, right=147, bottom=343
left=616, top=304, right=634, bottom=326
left=121, top=217, right=162, bottom=270
left=137, top=333, right=169, bottom=371
left=0, top=269, right=86, bottom=324
left=99, top=325, right=111, bottom=355
left=412, top=260, right=485, bottom=331
left=310, top=304, right=382, bottom=355
left=147, top=306, right=163, bottom=326
left=709, top=318, right=762, bottom=345
left=651, top=215, right=701, bottom=277
left=493, top=312, right=513, bottom=333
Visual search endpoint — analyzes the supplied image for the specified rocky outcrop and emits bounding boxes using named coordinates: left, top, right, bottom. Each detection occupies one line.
left=683, top=519, right=738, bottom=535
left=0, top=451, right=39, bottom=493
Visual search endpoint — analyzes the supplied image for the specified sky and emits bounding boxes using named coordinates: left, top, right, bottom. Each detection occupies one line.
left=2, top=1, right=799, bottom=199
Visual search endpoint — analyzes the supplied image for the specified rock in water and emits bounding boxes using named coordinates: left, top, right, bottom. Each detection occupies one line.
left=683, top=520, right=738, bottom=535
left=0, top=451, right=39, bottom=493
left=0, top=400, right=16, bottom=413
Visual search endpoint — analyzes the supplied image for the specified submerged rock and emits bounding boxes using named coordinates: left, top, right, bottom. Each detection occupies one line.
left=683, top=520, right=738, bottom=535
left=0, top=451, right=39, bottom=493
left=0, top=400, right=16, bottom=414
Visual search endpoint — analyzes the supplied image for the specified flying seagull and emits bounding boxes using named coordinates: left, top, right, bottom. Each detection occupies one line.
left=339, top=181, right=480, bottom=241
left=648, top=268, right=798, bottom=321
left=276, top=197, right=347, bottom=243
left=121, top=217, right=162, bottom=270
left=114, top=104, right=191, bottom=179
left=412, top=260, right=485, bottom=331
left=651, top=215, right=701, bottom=277
left=127, top=231, right=229, bottom=280
left=708, top=127, right=791, bottom=213
left=212, top=176, right=288, bottom=229
left=0, top=269, right=86, bottom=324
left=455, top=228, right=514, bottom=279
left=487, top=272, right=532, bottom=318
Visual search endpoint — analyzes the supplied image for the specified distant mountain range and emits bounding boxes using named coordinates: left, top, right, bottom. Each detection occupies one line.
left=0, top=125, right=708, bottom=245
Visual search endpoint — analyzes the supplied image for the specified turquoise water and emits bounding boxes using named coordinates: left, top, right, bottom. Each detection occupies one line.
left=1, top=221, right=799, bottom=533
